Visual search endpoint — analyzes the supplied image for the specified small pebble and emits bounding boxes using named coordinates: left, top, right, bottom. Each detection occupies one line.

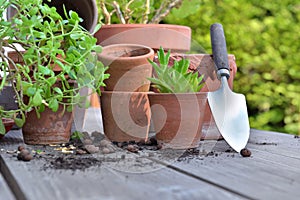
left=99, top=139, right=111, bottom=147
left=106, top=145, right=116, bottom=153
left=22, top=154, right=33, bottom=161
left=117, top=142, right=123, bottom=148
left=127, top=144, right=138, bottom=153
left=17, top=149, right=32, bottom=161
left=83, top=139, right=93, bottom=145
left=82, top=131, right=90, bottom=139
left=240, top=148, right=251, bottom=157
left=149, top=137, right=158, bottom=145
left=17, top=145, right=25, bottom=151
left=137, top=139, right=146, bottom=145
left=156, top=144, right=162, bottom=150
left=76, top=149, right=87, bottom=155
left=85, top=145, right=100, bottom=154
left=121, top=154, right=126, bottom=159
left=102, top=147, right=111, bottom=154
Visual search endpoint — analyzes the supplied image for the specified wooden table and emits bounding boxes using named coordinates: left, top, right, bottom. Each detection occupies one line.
left=1, top=128, right=300, bottom=200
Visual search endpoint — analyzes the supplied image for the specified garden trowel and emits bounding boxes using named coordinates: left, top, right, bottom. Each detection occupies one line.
left=208, top=23, right=250, bottom=152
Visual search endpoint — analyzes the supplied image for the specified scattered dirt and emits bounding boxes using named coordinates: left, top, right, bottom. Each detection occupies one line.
left=255, top=142, right=277, bottom=146
left=5, top=131, right=251, bottom=171
left=294, top=135, right=299, bottom=139
left=225, top=148, right=236, bottom=153
left=42, top=155, right=102, bottom=171
left=112, top=136, right=162, bottom=152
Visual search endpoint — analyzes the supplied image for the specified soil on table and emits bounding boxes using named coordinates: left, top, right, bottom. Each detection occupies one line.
left=7, top=131, right=242, bottom=171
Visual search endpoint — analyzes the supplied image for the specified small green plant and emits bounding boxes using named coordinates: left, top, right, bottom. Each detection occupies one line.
left=71, top=131, right=85, bottom=140
left=148, top=47, right=204, bottom=93
left=0, top=0, right=109, bottom=134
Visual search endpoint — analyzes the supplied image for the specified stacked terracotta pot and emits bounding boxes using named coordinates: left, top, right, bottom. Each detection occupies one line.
left=96, top=25, right=237, bottom=149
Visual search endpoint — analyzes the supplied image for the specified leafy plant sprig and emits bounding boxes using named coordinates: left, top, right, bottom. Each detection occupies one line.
left=148, top=47, right=204, bottom=93
left=0, top=0, right=109, bottom=134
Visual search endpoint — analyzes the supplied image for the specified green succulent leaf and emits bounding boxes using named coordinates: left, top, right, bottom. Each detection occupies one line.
left=49, top=98, right=59, bottom=112
left=14, top=113, right=25, bottom=128
left=148, top=47, right=204, bottom=93
left=32, top=91, right=43, bottom=106
left=38, top=65, right=52, bottom=75
left=0, top=120, right=5, bottom=135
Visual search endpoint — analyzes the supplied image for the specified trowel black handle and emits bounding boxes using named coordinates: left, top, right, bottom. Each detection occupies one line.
left=210, top=23, right=230, bottom=79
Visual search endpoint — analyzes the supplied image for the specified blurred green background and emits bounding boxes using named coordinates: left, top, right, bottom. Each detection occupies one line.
left=97, top=0, right=300, bottom=135
left=165, top=0, right=300, bottom=135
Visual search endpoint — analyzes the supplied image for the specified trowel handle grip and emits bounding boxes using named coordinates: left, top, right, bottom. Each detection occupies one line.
left=210, top=23, right=230, bottom=79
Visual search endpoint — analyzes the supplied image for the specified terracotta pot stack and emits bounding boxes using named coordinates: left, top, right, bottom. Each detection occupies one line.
left=95, top=24, right=238, bottom=149
left=98, top=44, right=154, bottom=142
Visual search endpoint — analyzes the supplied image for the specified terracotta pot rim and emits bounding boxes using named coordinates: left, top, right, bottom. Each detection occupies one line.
left=148, top=92, right=208, bottom=97
left=2, top=118, right=15, bottom=126
left=99, top=43, right=154, bottom=61
left=99, top=23, right=191, bottom=30
left=100, top=91, right=152, bottom=95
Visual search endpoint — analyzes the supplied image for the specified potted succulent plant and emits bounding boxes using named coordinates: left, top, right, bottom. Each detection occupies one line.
left=94, top=0, right=201, bottom=53
left=147, top=47, right=207, bottom=149
left=165, top=53, right=238, bottom=140
left=0, top=0, right=109, bottom=144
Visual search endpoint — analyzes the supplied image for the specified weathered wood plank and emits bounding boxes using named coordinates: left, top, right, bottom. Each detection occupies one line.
left=0, top=170, right=15, bottom=200
left=144, top=130, right=300, bottom=200
left=248, top=129, right=300, bottom=159
left=0, top=130, right=244, bottom=200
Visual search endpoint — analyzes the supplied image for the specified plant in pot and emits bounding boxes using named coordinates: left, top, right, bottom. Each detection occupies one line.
left=147, top=47, right=207, bottom=149
left=94, top=0, right=201, bottom=52
left=0, top=0, right=109, bottom=144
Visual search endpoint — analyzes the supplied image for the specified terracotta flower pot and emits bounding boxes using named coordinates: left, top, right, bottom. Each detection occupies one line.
left=0, top=118, right=15, bottom=140
left=22, top=105, right=74, bottom=145
left=162, top=53, right=237, bottom=140
left=94, top=24, right=191, bottom=53
left=100, top=91, right=151, bottom=142
left=148, top=92, right=208, bottom=149
left=98, top=44, right=154, bottom=92
left=7, top=0, right=98, bottom=33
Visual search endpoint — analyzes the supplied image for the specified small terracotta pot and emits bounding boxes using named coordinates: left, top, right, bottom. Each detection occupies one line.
left=100, top=91, right=151, bottom=142
left=94, top=24, right=191, bottom=53
left=0, top=118, right=15, bottom=140
left=22, top=105, right=73, bottom=145
left=148, top=92, right=207, bottom=149
left=98, top=44, right=154, bottom=92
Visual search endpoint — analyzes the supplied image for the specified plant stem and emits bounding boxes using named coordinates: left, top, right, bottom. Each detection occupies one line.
left=100, top=1, right=111, bottom=25
left=142, top=0, right=151, bottom=24
left=150, top=0, right=183, bottom=24
left=112, top=1, right=126, bottom=24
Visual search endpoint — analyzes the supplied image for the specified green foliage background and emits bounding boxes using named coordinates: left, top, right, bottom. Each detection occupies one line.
left=165, top=0, right=300, bottom=134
